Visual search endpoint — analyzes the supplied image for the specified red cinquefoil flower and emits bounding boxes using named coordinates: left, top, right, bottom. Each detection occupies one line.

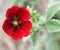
left=2, top=6, right=32, bottom=41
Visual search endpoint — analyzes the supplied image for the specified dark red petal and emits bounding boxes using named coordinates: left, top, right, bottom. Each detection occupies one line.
left=11, top=29, right=25, bottom=41
left=24, top=30, right=30, bottom=36
left=6, top=6, right=19, bottom=18
left=20, top=28, right=30, bottom=37
left=20, top=21, right=32, bottom=30
left=2, top=19, right=12, bottom=36
left=16, top=7, right=30, bottom=21
left=18, top=27, right=30, bottom=37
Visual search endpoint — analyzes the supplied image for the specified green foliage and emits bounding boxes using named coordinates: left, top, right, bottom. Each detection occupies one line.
left=43, top=2, right=60, bottom=50
left=45, top=2, right=60, bottom=33
left=45, top=19, right=60, bottom=33
left=46, top=2, right=60, bottom=21
left=52, top=11, right=60, bottom=20
left=28, top=2, right=60, bottom=48
left=27, top=6, right=41, bottom=44
left=29, top=2, right=60, bottom=50
left=30, top=29, right=39, bottom=45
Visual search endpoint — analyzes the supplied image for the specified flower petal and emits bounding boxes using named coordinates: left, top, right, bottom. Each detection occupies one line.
left=6, top=6, right=19, bottom=18
left=11, top=29, right=25, bottom=41
left=2, top=19, right=13, bottom=36
left=16, top=7, right=30, bottom=21
left=20, top=21, right=32, bottom=36
left=18, top=27, right=30, bottom=37
left=24, top=30, right=30, bottom=36
left=20, top=21, right=32, bottom=30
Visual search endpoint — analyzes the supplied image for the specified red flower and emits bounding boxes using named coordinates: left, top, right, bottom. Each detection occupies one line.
left=2, top=6, right=32, bottom=41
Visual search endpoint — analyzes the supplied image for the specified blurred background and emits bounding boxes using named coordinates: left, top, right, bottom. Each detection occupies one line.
left=0, top=0, right=60, bottom=50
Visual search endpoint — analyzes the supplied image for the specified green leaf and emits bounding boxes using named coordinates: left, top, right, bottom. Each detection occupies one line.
left=46, top=2, right=60, bottom=21
left=30, top=30, right=39, bottom=45
left=52, top=11, right=60, bottom=20
left=45, top=19, right=60, bottom=33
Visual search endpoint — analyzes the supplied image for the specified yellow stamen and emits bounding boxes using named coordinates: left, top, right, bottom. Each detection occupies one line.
left=13, top=20, right=19, bottom=26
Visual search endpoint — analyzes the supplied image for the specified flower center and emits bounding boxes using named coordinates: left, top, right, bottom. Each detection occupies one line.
left=9, top=17, right=21, bottom=29
left=12, top=20, right=19, bottom=27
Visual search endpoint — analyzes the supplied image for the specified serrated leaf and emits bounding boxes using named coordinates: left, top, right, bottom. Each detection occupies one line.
left=46, top=2, right=60, bottom=20
left=45, top=19, right=60, bottom=33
